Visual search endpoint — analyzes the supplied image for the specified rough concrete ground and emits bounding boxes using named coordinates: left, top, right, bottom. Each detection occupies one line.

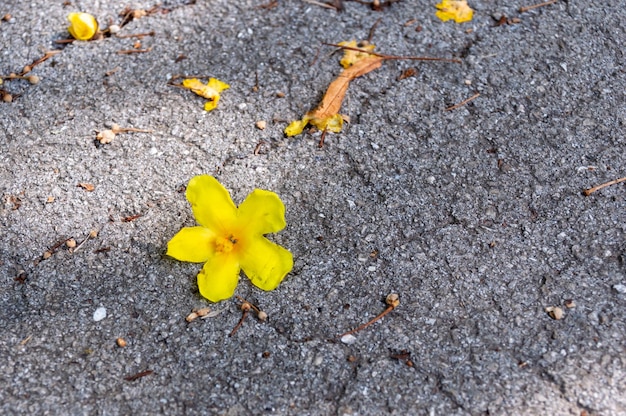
left=1, top=0, right=625, bottom=414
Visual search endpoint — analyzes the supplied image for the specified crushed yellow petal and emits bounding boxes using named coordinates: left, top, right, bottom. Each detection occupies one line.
left=338, top=40, right=376, bottom=69
left=284, top=118, right=311, bottom=137
left=435, top=0, right=474, bottom=23
left=308, top=114, right=343, bottom=133
left=182, top=78, right=230, bottom=111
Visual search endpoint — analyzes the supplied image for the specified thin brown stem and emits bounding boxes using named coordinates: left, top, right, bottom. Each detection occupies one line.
left=520, top=0, right=557, bottom=13
left=367, top=18, right=382, bottom=43
left=318, top=127, right=328, bottom=148
left=115, top=127, right=154, bottom=134
left=583, top=176, right=626, bottom=196
left=339, top=294, right=400, bottom=338
left=323, top=42, right=461, bottom=64
left=302, top=0, right=338, bottom=10
left=445, top=92, right=480, bottom=111
left=117, top=47, right=153, bottom=55
left=115, top=31, right=155, bottom=39
left=229, top=308, right=249, bottom=337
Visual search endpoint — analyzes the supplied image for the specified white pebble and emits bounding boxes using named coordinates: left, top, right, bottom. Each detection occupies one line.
left=341, top=334, right=357, bottom=344
left=613, top=284, right=626, bottom=294
left=93, top=307, right=107, bottom=322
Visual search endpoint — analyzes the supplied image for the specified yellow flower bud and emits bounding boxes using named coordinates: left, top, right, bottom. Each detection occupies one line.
left=67, top=12, right=98, bottom=41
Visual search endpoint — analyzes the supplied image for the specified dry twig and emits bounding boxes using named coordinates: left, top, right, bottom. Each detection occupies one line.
left=520, top=0, right=557, bottom=13
left=582, top=176, right=626, bottom=196
left=445, top=92, right=480, bottom=111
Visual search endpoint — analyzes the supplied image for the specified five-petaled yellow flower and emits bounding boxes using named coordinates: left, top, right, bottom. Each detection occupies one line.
left=167, top=175, right=293, bottom=302
left=67, top=12, right=99, bottom=41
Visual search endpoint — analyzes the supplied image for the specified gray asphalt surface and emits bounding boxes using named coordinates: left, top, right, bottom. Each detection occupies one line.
left=1, top=0, right=625, bottom=415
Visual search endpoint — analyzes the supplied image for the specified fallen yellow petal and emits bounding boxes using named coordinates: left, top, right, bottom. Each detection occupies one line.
left=435, top=0, right=474, bottom=23
left=67, top=12, right=99, bottom=40
left=338, top=40, right=376, bottom=69
left=284, top=118, right=310, bottom=137
left=182, top=77, right=230, bottom=111
left=308, top=114, right=344, bottom=133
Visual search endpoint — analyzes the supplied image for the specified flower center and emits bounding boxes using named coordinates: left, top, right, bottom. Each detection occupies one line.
left=214, top=234, right=238, bottom=254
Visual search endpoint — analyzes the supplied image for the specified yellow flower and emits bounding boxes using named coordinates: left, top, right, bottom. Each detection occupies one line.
left=67, top=12, right=99, bottom=41
left=181, top=78, right=230, bottom=111
left=435, top=0, right=474, bottom=23
left=167, top=175, right=293, bottom=302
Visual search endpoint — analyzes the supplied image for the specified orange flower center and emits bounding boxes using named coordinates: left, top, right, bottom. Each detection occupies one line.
left=214, top=234, right=239, bottom=254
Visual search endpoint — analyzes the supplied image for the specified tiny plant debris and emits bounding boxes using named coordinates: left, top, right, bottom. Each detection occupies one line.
left=545, top=306, right=564, bottom=320
left=68, top=229, right=98, bottom=253
left=180, top=78, right=230, bottom=111
left=67, top=12, right=99, bottom=40
left=185, top=307, right=211, bottom=323
left=229, top=297, right=267, bottom=336
left=339, top=293, right=400, bottom=338
left=166, top=175, right=293, bottom=302
left=435, top=0, right=474, bottom=23
left=77, top=182, right=95, bottom=191
left=116, top=337, right=127, bottom=347
left=285, top=41, right=460, bottom=137
left=96, top=124, right=153, bottom=144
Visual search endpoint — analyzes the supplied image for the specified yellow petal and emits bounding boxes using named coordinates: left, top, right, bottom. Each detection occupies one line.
left=309, top=114, right=343, bottom=133
left=67, top=12, right=98, bottom=40
left=435, top=0, right=474, bottom=23
left=204, top=97, right=219, bottom=111
left=237, top=189, right=287, bottom=235
left=207, top=78, right=230, bottom=93
left=240, top=236, right=293, bottom=291
left=166, top=226, right=215, bottom=262
left=185, top=175, right=237, bottom=233
left=284, top=118, right=309, bottom=137
left=197, top=254, right=240, bottom=302
left=339, top=40, right=376, bottom=68
left=181, top=78, right=208, bottom=96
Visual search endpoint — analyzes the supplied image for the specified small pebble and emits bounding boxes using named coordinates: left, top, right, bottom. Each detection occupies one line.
left=93, top=306, right=107, bottom=322
left=545, top=306, right=563, bottom=320
left=340, top=334, right=357, bottom=344
left=613, top=284, right=626, bottom=294
left=255, top=120, right=266, bottom=130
